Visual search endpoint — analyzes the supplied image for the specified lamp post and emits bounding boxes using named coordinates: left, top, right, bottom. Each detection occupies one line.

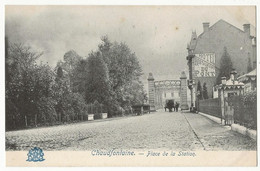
left=220, top=76, right=226, bottom=124
left=186, top=54, right=195, bottom=110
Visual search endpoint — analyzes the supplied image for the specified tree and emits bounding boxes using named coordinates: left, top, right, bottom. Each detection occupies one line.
left=70, top=93, right=87, bottom=120
left=61, top=50, right=83, bottom=73
left=203, top=83, right=209, bottom=99
left=98, top=37, right=144, bottom=112
left=6, top=43, right=42, bottom=128
left=57, top=66, right=63, bottom=79
left=85, top=51, right=110, bottom=106
left=56, top=50, right=83, bottom=91
left=5, top=43, right=55, bottom=128
left=72, top=59, right=88, bottom=94
left=33, top=63, right=57, bottom=126
left=197, top=81, right=203, bottom=100
left=247, top=54, right=253, bottom=73
left=216, top=47, right=233, bottom=84
left=53, top=66, right=71, bottom=122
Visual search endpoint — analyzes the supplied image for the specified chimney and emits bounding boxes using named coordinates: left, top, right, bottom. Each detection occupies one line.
left=203, top=22, right=210, bottom=32
left=243, top=24, right=250, bottom=37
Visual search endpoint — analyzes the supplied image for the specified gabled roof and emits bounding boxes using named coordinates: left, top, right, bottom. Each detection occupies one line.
left=198, top=19, right=245, bottom=39
left=188, top=19, right=256, bottom=53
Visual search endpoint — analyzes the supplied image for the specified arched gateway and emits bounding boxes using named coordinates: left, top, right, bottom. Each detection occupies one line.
left=148, top=72, right=189, bottom=111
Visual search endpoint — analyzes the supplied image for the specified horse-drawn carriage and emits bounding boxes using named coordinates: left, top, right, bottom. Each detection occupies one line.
left=164, top=99, right=175, bottom=112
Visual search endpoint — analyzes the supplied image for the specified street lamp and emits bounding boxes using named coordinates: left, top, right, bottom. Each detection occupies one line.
left=220, top=76, right=226, bottom=124
left=186, top=54, right=195, bottom=109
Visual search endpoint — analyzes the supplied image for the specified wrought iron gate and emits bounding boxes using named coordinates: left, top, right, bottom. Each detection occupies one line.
left=224, top=97, right=234, bottom=125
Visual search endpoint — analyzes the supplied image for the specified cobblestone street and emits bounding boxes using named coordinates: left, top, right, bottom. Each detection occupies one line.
left=6, top=110, right=256, bottom=151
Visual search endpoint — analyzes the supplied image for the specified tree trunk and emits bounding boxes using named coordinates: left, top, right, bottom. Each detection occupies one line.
left=35, top=114, right=37, bottom=127
left=13, top=115, right=16, bottom=129
left=25, top=115, right=28, bottom=127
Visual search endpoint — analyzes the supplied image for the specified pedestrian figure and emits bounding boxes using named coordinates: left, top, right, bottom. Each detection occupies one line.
left=190, top=103, right=193, bottom=112
left=175, top=102, right=179, bottom=112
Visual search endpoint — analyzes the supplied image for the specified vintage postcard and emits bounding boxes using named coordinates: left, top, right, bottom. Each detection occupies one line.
left=4, top=4, right=257, bottom=167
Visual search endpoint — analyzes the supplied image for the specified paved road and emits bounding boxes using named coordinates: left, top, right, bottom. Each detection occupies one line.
left=6, top=110, right=256, bottom=151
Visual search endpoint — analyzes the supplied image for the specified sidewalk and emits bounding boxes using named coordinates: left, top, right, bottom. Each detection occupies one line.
left=198, top=112, right=257, bottom=140
left=182, top=112, right=256, bottom=151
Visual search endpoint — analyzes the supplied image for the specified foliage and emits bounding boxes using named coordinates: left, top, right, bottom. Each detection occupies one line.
left=6, top=43, right=44, bottom=129
left=85, top=51, right=111, bottom=106
left=197, top=81, right=203, bottom=100
left=56, top=50, right=83, bottom=92
left=98, top=36, right=146, bottom=114
left=36, top=97, right=57, bottom=125
left=247, top=55, right=253, bottom=73
left=202, top=82, right=209, bottom=99
left=232, top=90, right=257, bottom=130
left=72, top=59, right=88, bottom=94
left=6, top=36, right=146, bottom=130
left=216, top=47, right=233, bottom=84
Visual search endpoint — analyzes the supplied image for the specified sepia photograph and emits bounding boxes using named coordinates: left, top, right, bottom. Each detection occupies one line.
left=4, top=4, right=257, bottom=167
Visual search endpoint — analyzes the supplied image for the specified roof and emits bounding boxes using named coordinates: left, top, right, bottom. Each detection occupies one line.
left=225, top=79, right=244, bottom=86
left=194, top=19, right=256, bottom=43
left=237, top=68, right=256, bottom=82
left=198, top=19, right=245, bottom=39
left=215, top=76, right=244, bottom=90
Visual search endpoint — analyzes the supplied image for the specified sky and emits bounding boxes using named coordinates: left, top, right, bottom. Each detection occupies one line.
left=5, top=6, right=256, bottom=88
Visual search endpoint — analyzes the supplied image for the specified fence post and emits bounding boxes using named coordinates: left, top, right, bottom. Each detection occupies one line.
left=219, top=89, right=225, bottom=125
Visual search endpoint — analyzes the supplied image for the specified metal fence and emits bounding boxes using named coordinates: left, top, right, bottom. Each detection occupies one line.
left=198, top=98, right=221, bottom=118
left=228, top=95, right=257, bottom=130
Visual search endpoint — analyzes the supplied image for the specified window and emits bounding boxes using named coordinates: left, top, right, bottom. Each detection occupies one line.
left=164, top=93, right=166, bottom=98
left=171, top=92, right=174, bottom=97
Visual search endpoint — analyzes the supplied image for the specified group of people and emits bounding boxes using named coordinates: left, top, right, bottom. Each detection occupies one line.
left=172, top=102, right=179, bottom=112
left=164, top=100, right=180, bottom=112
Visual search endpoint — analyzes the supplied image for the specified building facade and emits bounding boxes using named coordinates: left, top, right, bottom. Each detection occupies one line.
left=187, top=19, right=256, bottom=100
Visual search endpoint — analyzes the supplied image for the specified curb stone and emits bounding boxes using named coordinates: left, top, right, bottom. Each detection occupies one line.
left=198, top=112, right=256, bottom=140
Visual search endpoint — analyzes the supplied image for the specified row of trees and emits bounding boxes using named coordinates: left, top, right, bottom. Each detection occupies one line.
left=6, top=36, right=146, bottom=130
